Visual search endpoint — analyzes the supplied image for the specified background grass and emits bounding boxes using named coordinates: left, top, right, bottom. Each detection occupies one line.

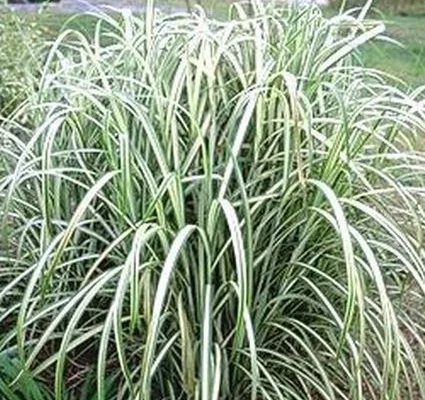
left=332, top=0, right=425, bottom=15
left=361, top=15, right=425, bottom=87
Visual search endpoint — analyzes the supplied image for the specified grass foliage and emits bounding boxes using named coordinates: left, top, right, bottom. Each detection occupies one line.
left=360, top=15, right=425, bottom=87
left=0, top=7, right=44, bottom=115
left=1, top=1, right=425, bottom=398
left=332, top=0, right=425, bottom=15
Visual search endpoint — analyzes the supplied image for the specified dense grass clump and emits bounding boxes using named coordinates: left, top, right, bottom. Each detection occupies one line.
left=1, top=1, right=425, bottom=399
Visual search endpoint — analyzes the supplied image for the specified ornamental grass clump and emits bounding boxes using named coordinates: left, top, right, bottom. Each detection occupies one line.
left=1, top=1, right=425, bottom=399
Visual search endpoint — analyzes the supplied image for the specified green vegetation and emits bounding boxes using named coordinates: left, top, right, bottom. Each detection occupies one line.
left=361, top=15, right=425, bottom=87
left=332, top=0, right=425, bottom=14
left=328, top=0, right=425, bottom=87
left=3, top=0, right=424, bottom=87
left=1, top=1, right=425, bottom=399
left=0, top=8, right=44, bottom=114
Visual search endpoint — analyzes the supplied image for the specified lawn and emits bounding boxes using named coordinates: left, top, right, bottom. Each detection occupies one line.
left=361, top=15, right=425, bottom=86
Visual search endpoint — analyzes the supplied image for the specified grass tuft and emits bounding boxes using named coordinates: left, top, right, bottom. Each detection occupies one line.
left=1, top=1, right=425, bottom=399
